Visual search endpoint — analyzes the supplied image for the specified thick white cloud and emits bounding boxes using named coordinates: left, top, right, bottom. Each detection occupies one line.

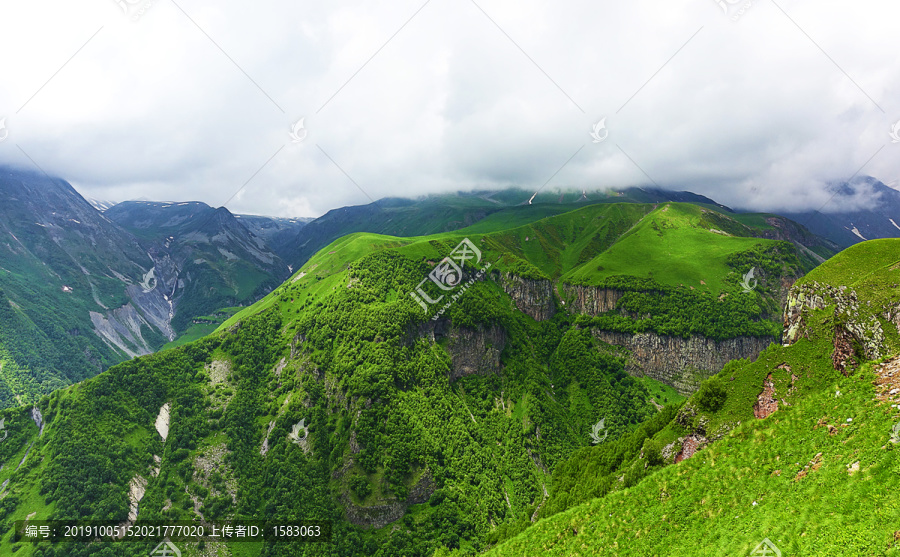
left=0, top=0, right=898, bottom=216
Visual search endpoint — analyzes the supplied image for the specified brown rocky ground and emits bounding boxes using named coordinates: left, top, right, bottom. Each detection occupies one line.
left=873, top=356, right=900, bottom=405
left=754, top=374, right=779, bottom=419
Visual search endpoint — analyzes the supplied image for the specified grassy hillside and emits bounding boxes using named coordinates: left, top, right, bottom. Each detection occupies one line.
left=160, top=307, right=243, bottom=351
left=0, top=201, right=835, bottom=556
left=486, top=349, right=896, bottom=556
left=278, top=186, right=814, bottom=272
left=0, top=234, right=656, bottom=556
left=798, top=237, right=900, bottom=298
left=484, top=239, right=900, bottom=556
left=223, top=201, right=810, bottom=341
left=561, top=204, right=772, bottom=291
left=0, top=219, right=143, bottom=407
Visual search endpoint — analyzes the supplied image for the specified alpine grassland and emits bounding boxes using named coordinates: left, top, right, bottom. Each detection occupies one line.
left=0, top=202, right=840, bottom=556
left=485, top=239, right=900, bottom=556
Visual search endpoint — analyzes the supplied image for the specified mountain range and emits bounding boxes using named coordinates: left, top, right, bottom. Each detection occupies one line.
left=0, top=176, right=876, bottom=556
left=1, top=165, right=899, bottom=555
left=3, top=163, right=897, bottom=410
left=0, top=168, right=297, bottom=408
left=782, top=176, right=900, bottom=247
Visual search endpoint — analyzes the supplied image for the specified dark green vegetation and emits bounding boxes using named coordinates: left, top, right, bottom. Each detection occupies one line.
left=0, top=253, right=654, bottom=557
left=0, top=168, right=153, bottom=408
left=537, top=404, right=681, bottom=520
left=0, top=287, right=110, bottom=408
left=0, top=195, right=837, bottom=556
left=160, top=308, right=243, bottom=351
left=104, top=202, right=291, bottom=334
left=485, top=239, right=900, bottom=556
left=0, top=169, right=297, bottom=410
left=0, top=165, right=837, bottom=413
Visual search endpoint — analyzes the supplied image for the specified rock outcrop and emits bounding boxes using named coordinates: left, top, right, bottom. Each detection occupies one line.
left=593, top=330, right=773, bottom=394
left=155, top=403, right=170, bottom=441
left=31, top=407, right=43, bottom=437
left=126, top=475, right=148, bottom=522
left=90, top=306, right=158, bottom=358
left=783, top=281, right=886, bottom=372
left=342, top=469, right=436, bottom=529
left=753, top=374, right=778, bottom=419
left=496, top=273, right=556, bottom=321
left=559, top=284, right=624, bottom=316
left=674, top=434, right=707, bottom=463
left=445, top=325, right=506, bottom=380
left=417, top=321, right=506, bottom=381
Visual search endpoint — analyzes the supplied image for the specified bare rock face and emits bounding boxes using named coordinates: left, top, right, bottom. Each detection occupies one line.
left=155, top=403, right=170, bottom=442
left=593, top=330, right=773, bottom=395
left=832, top=325, right=859, bottom=375
left=31, top=407, right=43, bottom=436
left=497, top=273, right=556, bottom=321
left=406, top=470, right=436, bottom=505
left=342, top=498, right=404, bottom=531
left=782, top=282, right=830, bottom=345
left=783, top=281, right=886, bottom=372
left=674, top=434, right=707, bottom=463
left=416, top=320, right=507, bottom=381
left=90, top=306, right=157, bottom=358
left=753, top=374, right=779, bottom=419
left=126, top=475, right=148, bottom=522
left=883, top=301, right=900, bottom=331
left=776, top=276, right=799, bottom=317
left=559, top=284, right=624, bottom=316
left=260, top=421, right=276, bottom=456
left=446, top=325, right=506, bottom=380
left=342, top=470, right=436, bottom=529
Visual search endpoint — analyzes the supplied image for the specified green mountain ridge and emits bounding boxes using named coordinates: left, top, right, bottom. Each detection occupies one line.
left=485, top=239, right=900, bottom=556
left=0, top=199, right=833, bottom=557
left=0, top=170, right=301, bottom=410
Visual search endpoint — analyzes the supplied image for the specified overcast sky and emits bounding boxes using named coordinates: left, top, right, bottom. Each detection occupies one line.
left=1, top=0, right=898, bottom=217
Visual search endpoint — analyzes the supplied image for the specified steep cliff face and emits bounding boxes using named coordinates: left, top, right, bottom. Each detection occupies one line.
left=416, top=320, right=506, bottom=380
left=592, top=330, right=774, bottom=394
left=558, top=284, right=623, bottom=315
left=783, top=281, right=887, bottom=372
left=106, top=202, right=290, bottom=333
left=883, top=301, right=900, bottom=343
left=340, top=470, right=436, bottom=529
left=508, top=277, right=781, bottom=394
left=775, top=276, right=798, bottom=317
left=756, top=216, right=839, bottom=258
left=496, top=272, right=556, bottom=321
